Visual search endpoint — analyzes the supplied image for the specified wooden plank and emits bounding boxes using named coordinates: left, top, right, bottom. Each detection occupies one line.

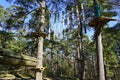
left=0, top=55, right=37, bottom=67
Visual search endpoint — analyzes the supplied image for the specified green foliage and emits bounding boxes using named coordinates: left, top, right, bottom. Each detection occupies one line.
left=6, top=0, right=36, bottom=9
left=102, top=28, right=120, bottom=78
left=4, top=6, right=26, bottom=29
left=0, top=5, right=5, bottom=21
left=61, top=59, right=73, bottom=77
left=101, top=12, right=117, bottom=17
left=28, top=7, right=50, bottom=32
left=6, top=39, right=27, bottom=53
left=0, top=31, right=14, bottom=48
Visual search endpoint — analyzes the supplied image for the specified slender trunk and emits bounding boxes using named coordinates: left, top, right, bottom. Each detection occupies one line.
left=96, top=32, right=105, bottom=80
left=36, top=0, right=45, bottom=80
left=53, top=13, right=56, bottom=40
left=62, top=11, right=64, bottom=38
left=74, top=48, right=78, bottom=77
left=77, top=45, right=80, bottom=77
left=67, top=10, right=70, bottom=31
left=51, top=45, right=54, bottom=76
left=80, top=49, right=85, bottom=80
left=58, top=12, right=60, bottom=39
left=36, top=37, right=44, bottom=80
left=92, top=56, right=97, bottom=79
left=61, top=54, right=64, bottom=76
left=79, top=35, right=85, bottom=80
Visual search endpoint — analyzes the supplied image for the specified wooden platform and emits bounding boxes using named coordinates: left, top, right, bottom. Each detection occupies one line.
left=88, top=16, right=116, bottom=27
left=0, top=48, right=37, bottom=67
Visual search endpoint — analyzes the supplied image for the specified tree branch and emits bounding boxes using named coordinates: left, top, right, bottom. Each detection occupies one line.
left=107, top=2, right=120, bottom=6
left=23, top=8, right=39, bottom=22
left=36, top=0, right=42, bottom=6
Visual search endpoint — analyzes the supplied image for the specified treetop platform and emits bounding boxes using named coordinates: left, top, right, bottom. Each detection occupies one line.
left=88, top=16, right=116, bottom=27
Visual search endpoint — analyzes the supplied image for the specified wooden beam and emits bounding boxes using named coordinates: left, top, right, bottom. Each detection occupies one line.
left=0, top=55, right=37, bottom=67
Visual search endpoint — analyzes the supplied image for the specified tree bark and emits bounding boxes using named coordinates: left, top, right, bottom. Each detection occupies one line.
left=36, top=37, right=44, bottom=80
left=36, top=0, right=45, bottom=80
left=96, top=32, right=105, bottom=80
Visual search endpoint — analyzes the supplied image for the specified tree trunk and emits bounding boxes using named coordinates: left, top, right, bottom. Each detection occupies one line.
left=36, top=37, right=44, bottom=80
left=80, top=48, right=85, bottom=80
left=50, top=45, right=54, bottom=76
left=96, top=32, right=105, bottom=80
left=36, top=0, right=45, bottom=80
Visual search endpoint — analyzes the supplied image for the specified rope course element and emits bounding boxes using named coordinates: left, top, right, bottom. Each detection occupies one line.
left=88, top=16, right=116, bottom=27
left=0, top=67, right=35, bottom=74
